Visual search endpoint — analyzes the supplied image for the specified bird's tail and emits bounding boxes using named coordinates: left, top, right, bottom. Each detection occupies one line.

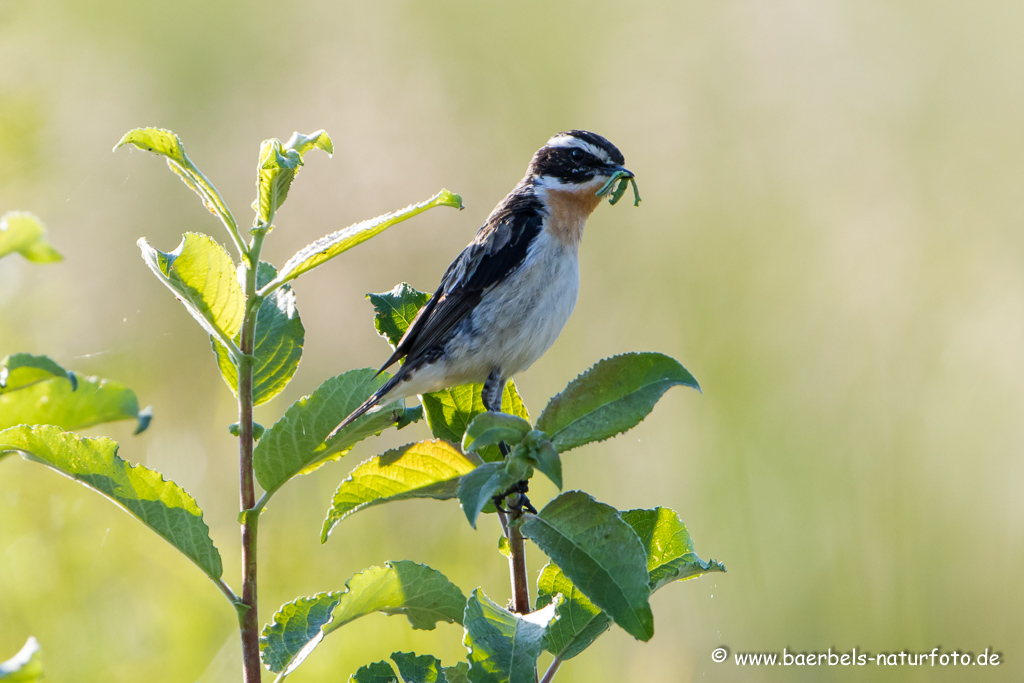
left=326, top=374, right=400, bottom=442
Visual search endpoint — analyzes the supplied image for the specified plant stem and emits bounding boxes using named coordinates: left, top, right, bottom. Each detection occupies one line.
left=215, top=578, right=241, bottom=606
left=503, top=506, right=531, bottom=615
left=539, top=654, right=564, bottom=683
left=185, top=161, right=246, bottom=258
left=503, top=503, right=536, bottom=683
left=238, top=231, right=266, bottom=683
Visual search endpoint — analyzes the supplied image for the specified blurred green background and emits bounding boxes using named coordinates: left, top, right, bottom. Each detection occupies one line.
left=2, top=0, right=1022, bottom=681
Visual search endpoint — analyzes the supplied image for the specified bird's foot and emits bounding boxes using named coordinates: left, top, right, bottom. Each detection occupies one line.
left=495, top=480, right=535, bottom=515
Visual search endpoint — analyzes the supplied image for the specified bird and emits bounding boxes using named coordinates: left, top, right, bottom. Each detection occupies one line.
left=327, top=130, right=634, bottom=441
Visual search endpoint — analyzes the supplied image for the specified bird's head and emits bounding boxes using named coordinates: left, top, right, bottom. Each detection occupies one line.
left=528, top=130, right=633, bottom=197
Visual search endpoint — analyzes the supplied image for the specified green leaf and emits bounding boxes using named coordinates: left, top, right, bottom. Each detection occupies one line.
left=536, top=352, right=699, bottom=453
left=349, top=662, right=399, bottom=683
left=621, top=508, right=726, bottom=590
left=138, top=232, right=244, bottom=351
left=456, top=462, right=517, bottom=529
left=533, top=509, right=724, bottom=661
left=390, top=652, right=445, bottom=683
left=287, top=130, right=335, bottom=157
left=327, top=561, right=466, bottom=632
left=0, top=353, right=74, bottom=394
left=322, top=440, right=478, bottom=542
left=462, top=589, right=557, bottom=683
left=442, top=663, right=470, bottom=683
left=368, top=283, right=431, bottom=348
left=254, top=368, right=409, bottom=495
left=461, top=413, right=531, bottom=455
left=0, top=212, right=61, bottom=264
left=423, top=382, right=530, bottom=464
left=115, top=128, right=237, bottom=233
left=520, top=491, right=653, bottom=641
left=253, top=130, right=332, bottom=225
left=518, top=435, right=562, bottom=490
left=212, top=262, right=304, bottom=406
left=254, top=142, right=299, bottom=225
left=0, top=374, right=151, bottom=434
left=261, top=561, right=466, bottom=676
left=0, top=425, right=222, bottom=581
left=396, top=405, right=424, bottom=430
left=0, top=637, right=42, bottom=682
left=535, top=563, right=611, bottom=660
left=260, top=592, right=343, bottom=675
left=269, top=190, right=463, bottom=288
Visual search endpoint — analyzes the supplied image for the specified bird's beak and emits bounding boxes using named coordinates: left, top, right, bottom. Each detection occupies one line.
left=608, top=164, right=634, bottom=179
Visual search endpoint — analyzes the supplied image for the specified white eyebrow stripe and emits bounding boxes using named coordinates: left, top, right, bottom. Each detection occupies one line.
left=544, top=135, right=612, bottom=163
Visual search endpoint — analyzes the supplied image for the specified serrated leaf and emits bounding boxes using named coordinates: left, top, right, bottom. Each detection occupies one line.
left=621, top=508, right=726, bottom=590
left=349, top=663, right=398, bottom=683
left=328, top=561, right=466, bottom=632
left=322, top=440, right=478, bottom=542
left=260, top=591, right=342, bottom=674
left=138, top=232, right=244, bottom=348
left=461, top=413, right=531, bottom=454
left=521, top=437, right=561, bottom=490
left=115, top=126, right=189, bottom=164
left=536, top=352, right=699, bottom=453
left=254, top=141, right=300, bottom=225
left=349, top=661, right=399, bottom=683
left=213, top=262, right=304, bottom=406
left=272, top=190, right=462, bottom=286
left=262, top=561, right=466, bottom=676
left=390, top=652, right=445, bottom=683
left=423, top=383, right=529, bottom=464
left=0, top=637, right=42, bottom=682
left=456, top=462, right=517, bottom=529
left=0, top=212, right=61, bottom=264
left=0, top=425, right=221, bottom=581
left=520, top=491, right=653, bottom=641
left=286, top=130, right=334, bottom=157
left=0, top=353, right=73, bottom=394
left=534, top=509, right=724, bottom=661
left=254, top=368, right=409, bottom=495
left=368, top=283, right=431, bottom=348
left=253, top=130, right=332, bottom=224
left=0, top=374, right=150, bottom=434
left=352, top=663, right=399, bottom=683
left=535, top=563, right=611, bottom=660
left=115, top=128, right=236, bottom=228
left=442, top=663, right=470, bottom=683
left=463, top=589, right=557, bottom=683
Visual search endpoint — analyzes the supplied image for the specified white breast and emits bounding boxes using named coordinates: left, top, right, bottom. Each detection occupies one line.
left=466, top=228, right=580, bottom=378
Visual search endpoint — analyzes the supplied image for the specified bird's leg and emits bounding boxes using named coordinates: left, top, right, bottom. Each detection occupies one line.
left=508, top=480, right=537, bottom=515
left=481, top=369, right=505, bottom=412
left=482, top=370, right=534, bottom=505
left=485, top=371, right=512, bottom=511
left=481, top=370, right=532, bottom=614
left=482, top=370, right=510, bottom=456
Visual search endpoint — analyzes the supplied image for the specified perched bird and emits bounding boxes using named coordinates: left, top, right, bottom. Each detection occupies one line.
left=328, top=130, right=633, bottom=440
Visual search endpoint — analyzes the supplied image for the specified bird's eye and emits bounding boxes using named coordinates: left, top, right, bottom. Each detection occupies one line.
left=570, top=149, right=584, bottom=163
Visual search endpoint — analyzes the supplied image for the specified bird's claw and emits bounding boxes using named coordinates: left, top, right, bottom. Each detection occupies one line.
left=494, top=480, right=534, bottom=515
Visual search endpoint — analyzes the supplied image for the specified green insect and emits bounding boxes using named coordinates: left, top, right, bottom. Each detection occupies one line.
left=596, top=170, right=642, bottom=207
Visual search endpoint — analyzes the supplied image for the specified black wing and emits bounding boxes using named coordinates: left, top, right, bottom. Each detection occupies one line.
left=376, top=187, right=545, bottom=374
